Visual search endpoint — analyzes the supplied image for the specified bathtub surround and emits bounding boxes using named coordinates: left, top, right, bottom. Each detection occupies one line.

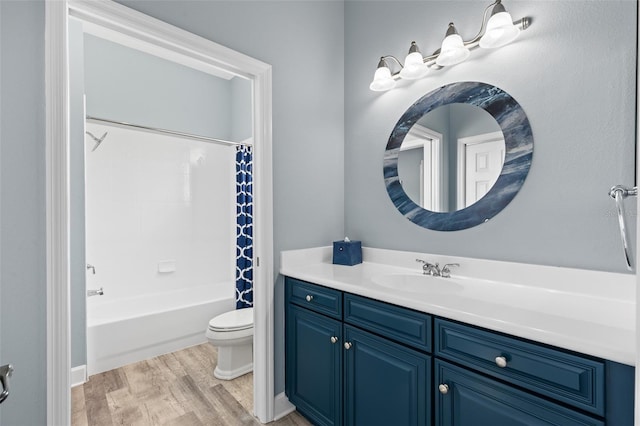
left=84, top=123, right=235, bottom=301
left=236, top=145, right=254, bottom=309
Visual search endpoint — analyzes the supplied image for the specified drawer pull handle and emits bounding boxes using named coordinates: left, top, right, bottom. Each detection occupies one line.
left=495, top=356, right=508, bottom=368
left=330, top=336, right=339, bottom=344
left=438, top=384, right=449, bottom=395
left=305, top=295, right=313, bottom=302
left=344, top=342, right=352, bottom=350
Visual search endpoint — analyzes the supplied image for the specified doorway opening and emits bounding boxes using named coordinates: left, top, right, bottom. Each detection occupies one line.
left=45, top=2, right=274, bottom=424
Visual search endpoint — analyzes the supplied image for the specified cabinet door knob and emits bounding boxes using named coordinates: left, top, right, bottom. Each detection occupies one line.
left=438, top=384, right=449, bottom=395
left=330, top=336, right=338, bottom=344
left=305, top=295, right=313, bottom=302
left=495, top=356, right=508, bottom=368
left=344, top=342, right=352, bottom=350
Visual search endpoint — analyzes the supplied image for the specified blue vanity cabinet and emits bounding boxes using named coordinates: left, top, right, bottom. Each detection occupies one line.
left=285, top=277, right=634, bottom=425
left=285, top=277, right=432, bottom=426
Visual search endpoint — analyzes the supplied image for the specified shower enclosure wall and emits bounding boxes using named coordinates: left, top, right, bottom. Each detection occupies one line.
left=85, top=122, right=236, bottom=375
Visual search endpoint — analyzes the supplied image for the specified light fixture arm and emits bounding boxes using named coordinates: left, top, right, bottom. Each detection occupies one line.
left=464, top=0, right=501, bottom=45
left=379, top=55, right=405, bottom=73
left=381, top=55, right=404, bottom=68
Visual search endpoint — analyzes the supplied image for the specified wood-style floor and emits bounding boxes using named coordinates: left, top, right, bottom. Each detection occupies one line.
left=72, top=343, right=311, bottom=426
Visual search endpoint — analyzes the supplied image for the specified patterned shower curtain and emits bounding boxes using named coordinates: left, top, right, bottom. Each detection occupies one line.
left=235, top=145, right=253, bottom=309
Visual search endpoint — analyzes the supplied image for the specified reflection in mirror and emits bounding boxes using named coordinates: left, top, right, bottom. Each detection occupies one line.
left=397, top=104, right=505, bottom=212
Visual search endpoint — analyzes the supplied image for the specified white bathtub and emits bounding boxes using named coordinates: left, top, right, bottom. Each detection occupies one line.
left=87, top=281, right=235, bottom=376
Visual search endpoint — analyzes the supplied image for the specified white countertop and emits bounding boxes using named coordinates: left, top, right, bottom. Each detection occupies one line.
left=280, top=246, right=636, bottom=366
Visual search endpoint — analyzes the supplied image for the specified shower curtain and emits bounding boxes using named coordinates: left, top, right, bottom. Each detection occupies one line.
left=235, top=145, right=253, bottom=309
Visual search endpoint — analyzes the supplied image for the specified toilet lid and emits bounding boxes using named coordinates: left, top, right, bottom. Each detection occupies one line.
left=208, top=307, right=254, bottom=332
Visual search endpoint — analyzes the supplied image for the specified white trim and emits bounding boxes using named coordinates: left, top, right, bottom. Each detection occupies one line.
left=426, top=130, right=443, bottom=211
left=46, top=2, right=71, bottom=425
left=79, top=19, right=236, bottom=81
left=456, top=131, right=505, bottom=210
left=273, top=392, right=296, bottom=421
left=401, top=124, right=443, bottom=211
left=252, top=66, right=275, bottom=423
left=70, top=365, right=87, bottom=388
left=46, top=1, right=274, bottom=423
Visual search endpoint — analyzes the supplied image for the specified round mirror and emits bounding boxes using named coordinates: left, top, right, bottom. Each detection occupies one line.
left=384, top=81, right=533, bottom=231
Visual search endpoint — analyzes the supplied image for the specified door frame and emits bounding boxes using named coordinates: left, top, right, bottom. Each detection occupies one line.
left=401, top=124, right=443, bottom=211
left=45, top=1, right=274, bottom=424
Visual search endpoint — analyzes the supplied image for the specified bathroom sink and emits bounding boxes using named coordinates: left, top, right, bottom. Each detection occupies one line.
left=371, top=273, right=464, bottom=293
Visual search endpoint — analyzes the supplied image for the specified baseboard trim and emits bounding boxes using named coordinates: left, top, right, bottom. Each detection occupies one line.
left=71, top=365, right=87, bottom=387
left=273, top=392, right=296, bottom=421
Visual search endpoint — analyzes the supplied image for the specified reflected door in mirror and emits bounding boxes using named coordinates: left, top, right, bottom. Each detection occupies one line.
left=459, top=132, right=505, bottom=209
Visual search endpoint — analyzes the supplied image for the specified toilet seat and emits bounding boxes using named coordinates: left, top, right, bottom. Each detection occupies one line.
left=208, top=307, right=253, bottom=332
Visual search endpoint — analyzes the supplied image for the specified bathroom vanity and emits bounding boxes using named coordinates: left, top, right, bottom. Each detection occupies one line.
left=282, top=247, right=635, bottom=426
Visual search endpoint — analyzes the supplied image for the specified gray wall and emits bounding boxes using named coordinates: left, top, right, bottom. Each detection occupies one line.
left=114, top=0, right=345, bottom=395
left=231, top=76, right=253, bottom=142
left=84, top=34, right=249, bottom=141
left=345, top=1, right=637, bottom=274
left=0, top=1, right=47, bottom=425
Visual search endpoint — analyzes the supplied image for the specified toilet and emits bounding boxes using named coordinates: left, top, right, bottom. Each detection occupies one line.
left=206, top=307, right=254, bottom=380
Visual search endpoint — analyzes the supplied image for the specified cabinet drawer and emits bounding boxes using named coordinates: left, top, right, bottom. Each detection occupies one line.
left=435, top=359, right=604, bottom=426
left=435, top=319, right=605, bottom=416
left=286, top=278, right=342, bottom=319
left=345, top=294, right=431, bottom=352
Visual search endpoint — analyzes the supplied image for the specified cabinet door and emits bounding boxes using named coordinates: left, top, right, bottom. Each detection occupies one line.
left=435, top=360, right=604, bottom=426
left=286, top=305, right=342, bottom=426
left=344, top=325, right=430, bottom=426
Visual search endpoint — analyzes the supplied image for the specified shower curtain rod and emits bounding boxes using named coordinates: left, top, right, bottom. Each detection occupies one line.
left=86, top=116, right=247, bottom=147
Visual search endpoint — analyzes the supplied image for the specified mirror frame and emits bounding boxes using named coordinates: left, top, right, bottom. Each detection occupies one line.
left=384, top=81, right=533, bottom=231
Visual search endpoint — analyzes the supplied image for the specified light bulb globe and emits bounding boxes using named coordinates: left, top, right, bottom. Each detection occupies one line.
left=369, top=66, right=396, bottom=91
left=399, top=51, right=428, bottom=80
left=436, top=34, right=471, bottom=67
left=480, top=11, right=520, bottom=49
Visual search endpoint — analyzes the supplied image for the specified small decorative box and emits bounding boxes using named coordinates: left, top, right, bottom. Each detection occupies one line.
left=333, top=238, right=362, bottom=266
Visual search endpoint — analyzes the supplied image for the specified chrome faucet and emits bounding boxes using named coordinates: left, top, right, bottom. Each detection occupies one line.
left=416, top=259, right=460, bottom=278
left=416, top=259, right=441, bottom=276
left=87, top=287, right=104, bottom=297
left=440, top=263, right=459, bottom=278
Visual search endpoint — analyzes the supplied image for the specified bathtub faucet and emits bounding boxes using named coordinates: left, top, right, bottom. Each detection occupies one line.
left=87, top=287, right=104, bottom=297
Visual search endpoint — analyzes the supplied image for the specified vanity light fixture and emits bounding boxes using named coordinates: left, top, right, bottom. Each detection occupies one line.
left=369, top=0, right=530, bottom=92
